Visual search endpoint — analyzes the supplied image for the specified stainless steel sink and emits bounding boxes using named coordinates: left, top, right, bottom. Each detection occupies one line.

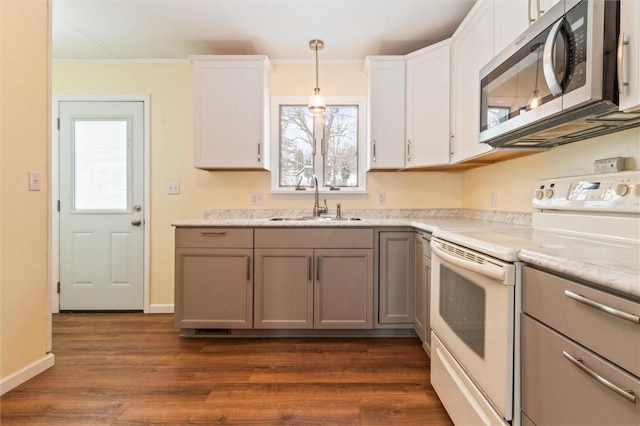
left=269, top=216, right=361, bottom=222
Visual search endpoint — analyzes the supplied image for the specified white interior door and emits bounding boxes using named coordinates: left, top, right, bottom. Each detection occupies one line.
left=59, top=101, right=144, bottom=310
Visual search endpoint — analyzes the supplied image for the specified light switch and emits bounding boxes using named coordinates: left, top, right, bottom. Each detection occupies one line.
left=29, top=171, right=41, bottom=191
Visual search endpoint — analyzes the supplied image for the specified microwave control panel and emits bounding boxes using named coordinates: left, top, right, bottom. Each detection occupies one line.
left=532, top=171, right=640, bottom=213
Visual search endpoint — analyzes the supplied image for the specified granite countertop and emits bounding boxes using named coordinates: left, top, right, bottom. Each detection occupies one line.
left=172, top=209, right=639, bottom=300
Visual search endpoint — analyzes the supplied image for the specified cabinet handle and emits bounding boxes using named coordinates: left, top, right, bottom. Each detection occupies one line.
left=308, top=256, right=312, bottom=281
left=562, top=351, right=636, bottom=404
left=528, top=0, right=534, bottom=26
left=618, top=32, right=630, bottom=95
left=372, top=139, right=376, bottom=162
left=407, top=139, right=412, bottom=161
left=200, top=231, right=227, bottom=236
left=564, top=290, right=640, bottom=324
left=247, top=256, right=251, bottom=281
left=316, top=256, right=320, bottom=281
left=257, top=139, right=261, bottom=163
left=536, top=0, right=543, bottom=19
left=449, top=133, right=455, bottom=156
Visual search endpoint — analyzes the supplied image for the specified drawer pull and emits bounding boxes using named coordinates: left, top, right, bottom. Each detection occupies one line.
left=562, top=351, right=636, bottom=404
left=564, top=290, right=640, bottom=324
left=200, top=231, right=227, bottom=236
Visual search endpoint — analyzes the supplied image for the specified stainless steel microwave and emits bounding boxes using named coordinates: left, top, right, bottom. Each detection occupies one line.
left=479, top=0, right=640, bottom=148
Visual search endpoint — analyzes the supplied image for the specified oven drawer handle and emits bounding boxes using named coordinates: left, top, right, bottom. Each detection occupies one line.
left=564, top=290, right=640, bottom=324
left=562, top=351, right=636, bottom=404
left=431, top=242, right=505, bottom=282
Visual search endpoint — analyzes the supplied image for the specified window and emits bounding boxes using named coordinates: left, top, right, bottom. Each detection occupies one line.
left=271, top=96, right=366, bottom=193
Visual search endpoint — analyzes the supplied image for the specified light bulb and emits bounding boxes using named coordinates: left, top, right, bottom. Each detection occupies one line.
left=309, top=88, right=326, bottom=115
left=527, top=90, right=542, bottom=110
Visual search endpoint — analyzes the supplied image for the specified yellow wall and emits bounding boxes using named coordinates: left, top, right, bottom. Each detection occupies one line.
left=1, top=0, right=51, bottom=381
left=52, top=61, right=462, bottom=306
left=461, top=127, right=640, bottom=211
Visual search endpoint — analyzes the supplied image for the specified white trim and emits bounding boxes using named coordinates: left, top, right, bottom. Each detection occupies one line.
left=51, top=95, right=151, bottom=313
left=149, top=304, right=175, bottom=314
left=53, top=58, right=190, bottom=64
left=0, top=353, right=55, bottom=396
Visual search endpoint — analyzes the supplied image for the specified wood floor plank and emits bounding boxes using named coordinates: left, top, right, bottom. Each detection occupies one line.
left=0, top=313, right=452, bottom=425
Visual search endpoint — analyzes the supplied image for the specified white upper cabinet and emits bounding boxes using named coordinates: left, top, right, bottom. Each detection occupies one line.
left=450, top=0, right=495, bottom=164
left=619, top=0, right=640, bottom=112
left=364, top=57, right=406, bottom=170
left=494, top=0, right=531, bottom=53
left=191, top=56, right=272, bottom=170
left=405, top=41, right=451, bottom=168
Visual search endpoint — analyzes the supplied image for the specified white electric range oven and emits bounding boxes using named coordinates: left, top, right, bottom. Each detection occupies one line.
left=430, top=170, right=640, bottom=426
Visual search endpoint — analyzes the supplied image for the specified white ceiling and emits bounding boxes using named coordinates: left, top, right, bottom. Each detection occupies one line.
left=52, top=0, right=477, bottom=60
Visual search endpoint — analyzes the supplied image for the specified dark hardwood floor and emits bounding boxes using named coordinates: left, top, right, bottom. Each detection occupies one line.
left=1, top=313, right=452, bottom=425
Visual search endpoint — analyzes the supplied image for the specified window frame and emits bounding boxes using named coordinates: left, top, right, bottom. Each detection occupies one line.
left=270, top=95, right=367, bottom=195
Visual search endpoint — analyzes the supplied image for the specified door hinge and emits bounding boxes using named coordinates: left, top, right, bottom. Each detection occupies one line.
left=57, top=282, right=60, bottom=294
left=57, top=200, right=60, bottom=212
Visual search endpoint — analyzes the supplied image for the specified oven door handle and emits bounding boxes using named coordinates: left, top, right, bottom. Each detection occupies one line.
left=431, top=242, right=506, bottom=282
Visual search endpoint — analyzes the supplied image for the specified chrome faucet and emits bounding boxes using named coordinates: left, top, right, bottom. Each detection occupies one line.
left=312, top=175, right=328, bottom=217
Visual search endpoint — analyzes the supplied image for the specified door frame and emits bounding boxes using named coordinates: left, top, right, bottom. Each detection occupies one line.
left=51, top=94, right=151, bottom=314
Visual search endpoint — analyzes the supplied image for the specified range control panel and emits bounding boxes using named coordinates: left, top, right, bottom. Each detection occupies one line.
left=532, top=170, right=640, bottom=213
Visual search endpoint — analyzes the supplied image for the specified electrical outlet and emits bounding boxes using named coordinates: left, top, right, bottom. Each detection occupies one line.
left=250, top=192, right=264, bottom=206
left=378, top=192, right=386, bottom=205
left=167, top=181, right=180, bottom=195
left=490, top=191, right=497, bottom=208
left=593, top=157, right=625, bottom=173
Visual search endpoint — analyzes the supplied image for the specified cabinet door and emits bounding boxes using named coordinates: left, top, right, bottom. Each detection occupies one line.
left=254, top=249, right=313, bottom=329
left=192, top=56, right=270, bottom=170
left=405, top=41, right=451, bottom=168
left=450, top=0, right=495, bottom=163
left=175, top=248, right=253, bottom=329
left=379, top=232, right=414, bottom=324
left=522, top=315, right=640, bottom=425
left=413, top=233, right=427, bottom=343
left=365, top=58, right=406, bottom=170
left=314, top=249, right=373, bottom=329
left=619, top=0, right=640, bottom=112
left=494, top=0, right=531, bottom=53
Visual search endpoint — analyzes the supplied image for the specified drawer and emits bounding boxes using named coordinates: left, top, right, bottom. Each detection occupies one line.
left=255, top=228, right=373, bottom=249
left=522, top=315, right=640, bottom=425
left=175, top=228, right=253, bottom=248
left=522, top=266, right=640, bottom=377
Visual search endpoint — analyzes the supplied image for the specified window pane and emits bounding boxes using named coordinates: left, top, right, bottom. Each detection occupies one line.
left=74, top=119, right=129, bottom=210
left=279, top=106, right=315, bottom=187
left=323, top=106, right=358, bottom=187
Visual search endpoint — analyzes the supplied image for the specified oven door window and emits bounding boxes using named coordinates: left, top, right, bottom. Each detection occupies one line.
left=439, top=265, right=485, bottom=358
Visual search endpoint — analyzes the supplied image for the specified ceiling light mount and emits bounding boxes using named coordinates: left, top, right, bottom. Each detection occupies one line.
left=309, top=39, right=326, bottom=115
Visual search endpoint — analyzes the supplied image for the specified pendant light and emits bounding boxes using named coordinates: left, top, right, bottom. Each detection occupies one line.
left=527, top=46, right=543, bottom=110
left=308, top=39, right=326, bottom=115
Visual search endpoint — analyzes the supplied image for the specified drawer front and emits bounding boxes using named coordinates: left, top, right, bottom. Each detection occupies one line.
left=255, top=228, right=374, bottom=248
left=522, top=266, right=640, bottom=377
left=175, top=228, right=253, bottom=248
left=522, top=315, right=640, bottom=426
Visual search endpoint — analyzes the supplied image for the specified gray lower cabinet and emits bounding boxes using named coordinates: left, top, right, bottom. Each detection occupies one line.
left=521, top=266, right=640, bottom=425
left=378, top=231, right=414, bottom=325
left=254, top=228, right=374, bottom=330
left=254, top=248, right=314, bottom=329
left=174, top=228, right=253, bottom=329
left=413, top=232, right=429, bottom=348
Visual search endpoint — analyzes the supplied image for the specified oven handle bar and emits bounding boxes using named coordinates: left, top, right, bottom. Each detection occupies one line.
left=564, top=290, right=640, bottom=324
left=431, top=242, right=506, bottom=282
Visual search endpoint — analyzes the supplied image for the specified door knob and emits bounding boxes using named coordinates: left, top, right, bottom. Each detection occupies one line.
left=131, top=219, right=142, bottom=226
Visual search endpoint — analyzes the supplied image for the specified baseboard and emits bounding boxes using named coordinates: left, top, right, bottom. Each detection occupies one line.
left=149, top=304, right=174, bottom=314
left=0, top=353, right=55, bottom=395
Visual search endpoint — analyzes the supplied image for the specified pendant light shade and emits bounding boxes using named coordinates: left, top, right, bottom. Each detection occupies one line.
left=308, top=39, right=326, bottom=115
